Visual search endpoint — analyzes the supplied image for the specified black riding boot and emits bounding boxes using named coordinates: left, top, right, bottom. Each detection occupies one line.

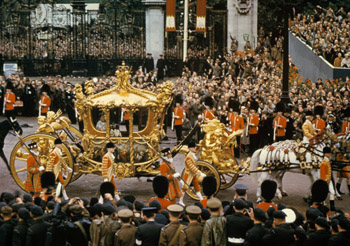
left=348, top=185, right=350, bottom=195
left=336, top=183, right=345, bottom=195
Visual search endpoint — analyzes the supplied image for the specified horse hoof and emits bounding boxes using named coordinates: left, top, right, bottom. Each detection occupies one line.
left=282, top=192, right=288, bottom=197
left=337, top=196, right=343, bottom=201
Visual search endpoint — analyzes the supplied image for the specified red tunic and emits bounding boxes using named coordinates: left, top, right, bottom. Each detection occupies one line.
left=25, top=155, right=42, bottom=194
left=273, top=116, right=287, bottom=137
left=174, top=107, right=184, bottom=125
left=230, top=114, right=244, bottom=131
left=257, top=202, right=278, bottom=212
left=149, top=197, right=171, bottom=210
left=248, top=114, right=259, bottom=135
left=5, top=92, right=15, bottom=111
left=160, top=161, right=182, bottom=202
left=40, top=95, right=51, bottom=113
left=203, top=109, right=215, bottom=120
left=182, top=152, right=201, bottom=192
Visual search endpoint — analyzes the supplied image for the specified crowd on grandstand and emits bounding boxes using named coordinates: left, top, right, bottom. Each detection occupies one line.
left=291, top=5, right=350, bottom=67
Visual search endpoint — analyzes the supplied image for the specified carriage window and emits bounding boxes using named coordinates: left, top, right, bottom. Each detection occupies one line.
left=134, top=108, right=149, bottom=132
left=92, top=108, right=107, bottom=132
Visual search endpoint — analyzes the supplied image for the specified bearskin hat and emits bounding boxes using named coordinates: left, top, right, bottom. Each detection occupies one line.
left=152, top=176, right=169, bottom=199
left=5, top=80, right=14, bottom=91
left=305, top=110, right=313, bottom=116
left=174, top=94, right=183, bottom=105
left=204, top=96, right=214, bottom=108
left=40, top=84, right=51, bottom=95
left=323, top=146, right=331, bottom=154
left=202, top=176, right=217, bottom=198
left=311, top=179, right=329, bottom=203
left=344, top=107, right=350, bottom=118
left=275, top=102, right=285, bottom=113
left=261, top=180, right=277, bottom=202
left=250, top=100, right=259, bottom=112
left=314, top=105, right=324, bottom=117
left=228, top=99, right=240, bottom=112
left=100, top=181, right=115, bottom=197
left=40, top=172, right=56, bottom=190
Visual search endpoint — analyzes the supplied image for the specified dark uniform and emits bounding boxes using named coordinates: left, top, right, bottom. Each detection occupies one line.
left=26, top=218, right=51, bottom=246
left=262, top=223, right=295, bottom=246
left=245, top=224, right=268, bottom=246
left=65, top=86, right=77, bottom=124
left=136, top=220, right=163, bottom=246
left=328, top=231, right=350, bottom=246
left=0, top=218, right=16, bottom=246
left=143, top=54, right=154, bottom=73
left=156, top=56, right=166, bottom=81
left=226, top=201, right=254, bottom=246
left=304, top=230, right=331, bottom=246
left=12, top=220, right=29, bottom=246
left=22, top=82, right=36, bottom=116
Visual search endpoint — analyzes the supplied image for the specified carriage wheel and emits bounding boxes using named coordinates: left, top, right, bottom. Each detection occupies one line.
left=10, top=133, right=74, bottom=192
left=219, top=152, right=239, bottom=190
left=65, top=126, right=83, bottom=183
left=181, top=160, right=220, bottom=200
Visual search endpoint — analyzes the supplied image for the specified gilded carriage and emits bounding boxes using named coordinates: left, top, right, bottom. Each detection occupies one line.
left=9, top=62, right=174, bottom=191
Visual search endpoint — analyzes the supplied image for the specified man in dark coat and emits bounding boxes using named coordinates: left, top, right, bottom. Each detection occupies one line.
left=262, top=210, right=295, bottom=246
left=303, top=217, right=330, bottom=246
left=143, top=53, right=154, bottom=74
left=136, top=207, right=163, bottom=246
left=245, top=208, right=269, bottom=246
left=156, top=55, right=166, bottom=81
left=226, top=199, right=254, bottom=245
left=22, top=79, right=36, bottom=117
left=64, top=205, right=91, bottom=246
left=12, top=207, right=31, bottom=246
left=328, top=216, right=350, bottom=246
left=65, top=83, right=77, bottom=124
left=0, top=206, right=16, bottom=246
left=26, top=205, right=51, bottom=246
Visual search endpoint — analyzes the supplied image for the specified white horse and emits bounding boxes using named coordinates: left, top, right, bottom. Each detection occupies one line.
left=249, top=138, right=330, bottom=202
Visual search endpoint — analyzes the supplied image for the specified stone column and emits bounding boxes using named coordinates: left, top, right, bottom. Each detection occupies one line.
left=227, top=0, right=258, bottom=52
left=143, top=0, right=166, bottom=63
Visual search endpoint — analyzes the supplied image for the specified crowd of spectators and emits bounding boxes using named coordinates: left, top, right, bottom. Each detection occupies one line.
left=291, top=5, right=350, bottom=67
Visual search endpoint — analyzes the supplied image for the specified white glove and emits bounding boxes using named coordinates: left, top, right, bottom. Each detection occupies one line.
left=173, top=173, right=180, bottom=178
left=67, top=167, right=73, bottom=173
left=200, top=172, right=206, bottom=178
left=38, top=166, right=45, bottom=172
left=179, top=180, right=185, bottom=186
left=104, top=178, right=108, bottom=182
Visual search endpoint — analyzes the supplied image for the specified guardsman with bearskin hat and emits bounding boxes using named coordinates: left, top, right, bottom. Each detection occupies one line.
left=203, top=96, right=215, bottom=121
left=273, top=102, right=287, bottom=142
left=182, top=141, right=206, bottom=200
left=200, top=176, right=217, bottom=208
left=4, top=79, right=16, bottom=118
left=229, top=99, right=244, bottom=158
left=102, top=142, right=120, bottom=200
left=46, top=138, right=72, bottom=200
left=313, top=105, right=326, bottom=134
left=257, top=180, right=278, bottom=212
left=302, top=111, right=317, bottom=145
left=39, top=84, right=51, bottom=117
left=25, top=142, right=44, bottom=198
left=160, top=148, right=184, bottom=205
left=39, top=171, right=56, bottom=201
left=248, top=100, right=260, bottom=154
left=149, top=176, right=171, bottom=210
left=310, top=179, right=330, bottom=218
left=173, top=95, right=185, bottom=144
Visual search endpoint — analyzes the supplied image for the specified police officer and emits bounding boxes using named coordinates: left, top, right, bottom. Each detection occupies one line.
left=226, top=199, right=254, bottom=246
left=233, top=184, right=253, bottom=209
left=201, top=198, right=226, bottom=246
left=12, top=207, right=31, bottom=246
left=115, top=208, right=137, bottom=246
left=179, top=205, right=203, bottom=246
left=0, top=206, right=16, bottom=245
left=136, top=207, right=163, bottom=246
left=304, top=217, right=331, bottom=246
left=143, top=53, right=155, bottom=74
left=159, top=204, right=184, bottom=246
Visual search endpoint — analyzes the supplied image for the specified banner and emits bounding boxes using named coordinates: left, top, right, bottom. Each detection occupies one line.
left=196, top=0, right=206, bottom=32
left=166, top=0, right=176, bottom=32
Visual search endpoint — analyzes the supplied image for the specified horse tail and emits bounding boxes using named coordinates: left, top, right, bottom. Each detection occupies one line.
left=250, top=148, right=262, bottom=185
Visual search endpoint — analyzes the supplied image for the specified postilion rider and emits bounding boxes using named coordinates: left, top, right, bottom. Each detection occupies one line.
left=102, top=142, right=121, bottom=200
left=160, top=148, right=184, bottom=205
left=182, top=141, right=206, bottom=200
left=25, top=142, right=45, bottom=198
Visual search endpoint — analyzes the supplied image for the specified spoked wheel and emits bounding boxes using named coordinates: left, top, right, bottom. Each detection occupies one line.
left=219, top=152, right=240, bottom=190
left=181, top=160, right=220, bottom=200
left=10, top=133, right=74, bottom=192
left=64, top=126, right=83, bottom=182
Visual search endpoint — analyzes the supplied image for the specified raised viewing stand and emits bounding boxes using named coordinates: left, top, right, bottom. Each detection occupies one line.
left=289, top=32, right=350, bottom=82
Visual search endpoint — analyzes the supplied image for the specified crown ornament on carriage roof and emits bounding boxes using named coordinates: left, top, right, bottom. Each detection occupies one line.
left=115, top=61, right=133, bottom=91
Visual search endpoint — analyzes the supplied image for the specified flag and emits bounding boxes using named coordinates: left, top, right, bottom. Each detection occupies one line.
left=166, top=0, right=176, bottom=32
left=196, top=0, right=206, bottom=32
